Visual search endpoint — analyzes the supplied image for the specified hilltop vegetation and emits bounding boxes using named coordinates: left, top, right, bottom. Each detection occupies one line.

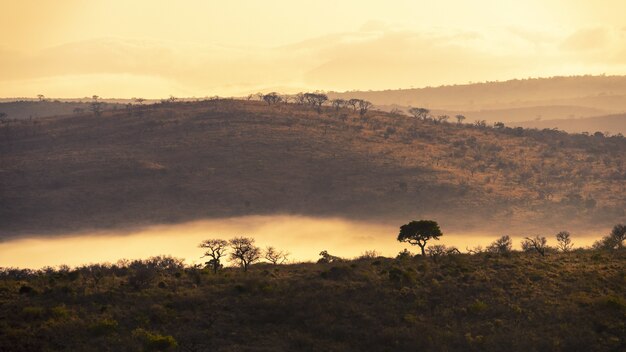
left=1, top=246, right=625, bottom=351
left=1, top=98, right=625, bottom=236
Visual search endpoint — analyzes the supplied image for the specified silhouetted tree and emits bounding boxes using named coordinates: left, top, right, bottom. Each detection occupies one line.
left=134, top=97, right=146, bottom=105
left=262, top=92, right=282, bottom=106
left=397, top=220, right=442, bottom=256
left=521, top=235, right=548, bottom=256
left=317, top=250, right=343, bottom=263
left=90, top=95, right=102, bottom=117
left=347, top=98, right=360, bottom=112
left=358, top=100, right=373, bottom=117
left=593, top=224, right=626, bottom=250
left=330, top=99, right=346, bottom=111
left=435, top=115, right=449, bottom=124
left=304, top=93, right=328, bottom=113
left=264, top=246, right=289, bottom=265
left=229, top=237, right=261, bottom=272
left=37, top=94, right=45, bottom=102
left=199, top=239, right=228, bottom=273
left=408, top=107, right=430, bottom=120
left=487, top=235, right=512, bottom=254
left=426, top=244, right=459, bottom=262
left=455, top=114, right=466, bottom=124
left=556, top=231, right=573, bottom=252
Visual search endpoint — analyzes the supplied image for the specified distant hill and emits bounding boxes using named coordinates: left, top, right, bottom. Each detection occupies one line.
left=0, top=100, right=126, bottom=120
left=512, top=114, right=626, bottom=135
left=329, top=75, right=626, bottom=110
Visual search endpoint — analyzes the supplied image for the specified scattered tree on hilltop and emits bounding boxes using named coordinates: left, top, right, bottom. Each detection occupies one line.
left=487, top=235, right=512, bottom=254
left=304, top=93, right=328, bottom=113
left=455, top=114, right=466, bottom=124
left=593, top=224, right=626, bottom=250
left=408, top=107, right=430, bottom=120
left=556, top=231, right=573, bottom=252
left=264, top=246, right=289, bottom=265
left=90, top=95, right=102, bottom=117
left=331, top=99, right=346, bottom=111
left=347, top=98, right=360, bottom=112
left=521, top=235, right=548, bottom=256
left=229, top=237, right=261, bottom=272
left=397, top=220, right=442, bottom=256
left=199, top=239, right=228, bottom=273
left=358, top=100, right=373, bottom=117
left=262, top=92, right=282, bottom=106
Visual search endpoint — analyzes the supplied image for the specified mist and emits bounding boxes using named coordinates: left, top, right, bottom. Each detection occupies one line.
left=0, top=215, right=600, bottom=269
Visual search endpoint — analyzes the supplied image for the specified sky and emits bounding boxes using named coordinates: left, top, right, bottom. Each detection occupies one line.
left=1, top=0, right=626, bottom=98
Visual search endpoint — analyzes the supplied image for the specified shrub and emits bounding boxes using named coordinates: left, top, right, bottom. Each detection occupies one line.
left=90, top=319, right=118, bottom=336
left=487, top=235, right=513, bottom=255
left=132, top=328, right=178, bottom=351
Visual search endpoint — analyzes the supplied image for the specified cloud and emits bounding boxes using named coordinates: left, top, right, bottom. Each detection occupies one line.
left=2, top=25, right=626, bottom=98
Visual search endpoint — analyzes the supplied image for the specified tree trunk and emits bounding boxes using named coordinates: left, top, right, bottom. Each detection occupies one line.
left=419, top=244, right=426, bottom=256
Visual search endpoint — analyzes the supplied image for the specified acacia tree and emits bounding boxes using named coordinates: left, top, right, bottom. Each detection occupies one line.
left=199, top=239, right=228, bottom=273
left=262, top=92, right=282, bottom=106
left=358, top=100, right=373, bottom=117
left=347, top=98, right=361, bottom=112
left=228, top=237, right=261, bottom=272
left=455, top=114, right=466, bottom=124
left=90, top=95, right=102, bottom=117
left=264, top=246, right=289, bottom=265
left=304, top=93, right=328, bottom=113
left=521, top=235, right=548, bottom=256
left=330, top=99, right=346, bottom=111
left=408, top=107, right=430, bottom=120
left=397, top=220, right=442, bottom=256
left=555, top=231, right=573, bottom=252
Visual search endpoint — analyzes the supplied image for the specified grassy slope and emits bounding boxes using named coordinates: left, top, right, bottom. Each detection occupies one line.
left=1, top=100, right=625, bottom=236
left=1, top=250, right=625, bottom=351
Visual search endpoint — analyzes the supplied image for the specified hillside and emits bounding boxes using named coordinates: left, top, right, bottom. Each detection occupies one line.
left=1, top=249, right=625, bottom=351
left=328, top=75, right=626, bottom=111
left=514, top=114, right=626, bottom=135
left=1, top=99, right=625, bottom=237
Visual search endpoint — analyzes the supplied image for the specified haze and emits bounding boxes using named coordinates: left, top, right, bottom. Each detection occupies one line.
left=2, top=0, right=626, bottom=97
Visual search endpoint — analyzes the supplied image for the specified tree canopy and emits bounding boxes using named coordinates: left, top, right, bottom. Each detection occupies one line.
left=397, top=220, right=442, bottom=255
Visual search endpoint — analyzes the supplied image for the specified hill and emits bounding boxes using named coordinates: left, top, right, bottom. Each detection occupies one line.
left=514, top=114, right=626, bottom=135
left=1, top=99, right=625, bottom=237
left=1, top=249, right=625, bottom=351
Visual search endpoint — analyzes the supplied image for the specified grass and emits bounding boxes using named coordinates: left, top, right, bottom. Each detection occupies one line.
left=0, top=249, right=624, bottom=351
left=1, top=99, right=624, bottom=237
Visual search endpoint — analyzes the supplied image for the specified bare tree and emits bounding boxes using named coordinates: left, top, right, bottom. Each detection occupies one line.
left=199, top=239, right=228, bottom=273
left=555, top=231, right=573, bottom=252
left=435, top=115, right=449, bottom=124
left=229, top=237, right=261, bottom=272
left=521, top=235, right=548, bottom=256
left=593, top=224, right=626, bottom=250
left=134, top=97, right=146, bottom=105
left=264, top=246, right=289, bottom=265
left=408, top=107, right=430, bottom=120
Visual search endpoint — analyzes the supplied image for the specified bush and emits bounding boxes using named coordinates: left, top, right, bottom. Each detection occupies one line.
left=132, top=328, right=178, bottom=351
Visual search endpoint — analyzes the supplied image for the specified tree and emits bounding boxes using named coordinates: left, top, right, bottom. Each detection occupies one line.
left=228, top=237, right=261, bottom=272
left=347, top=98, right=361, bottom=112
left=199, top=239, right=228, bottom=273
left=330, top=99, right=346, bottom=111
left=397, top=220, right=442, bottom=256
left=303, top=93, right=328, bottom=113
left=593, top=224, right=626, bottom=250
left=487, top=235, right=512, bottom=254
left=37, top=94, right=45, bottom=102
left=358, top=100, right=373, bottom=117
left=264, top=246, right=289, bottom=265
left=555, top=231, right=573, bottom=252
left=426, top=244, right=459, bottom=262
left=408, top=107, right=430, bottom=120
left=134, top=97, right=146, bottom=105
left=90, top=95, right=102, bottom=117
left=262, top=92, right=282, bottom=106
left=521, top=235, right=548, bottom=256
left=455, top=114, right=466, bottom=124
left=435, top=115, right=449, bottom=124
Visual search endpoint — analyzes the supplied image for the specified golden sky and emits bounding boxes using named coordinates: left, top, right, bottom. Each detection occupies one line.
left=1, top=0, right=626, bottom=98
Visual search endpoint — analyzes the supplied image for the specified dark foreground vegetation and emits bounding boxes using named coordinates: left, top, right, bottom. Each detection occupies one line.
left=2, top=234, right=625, bottom=351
